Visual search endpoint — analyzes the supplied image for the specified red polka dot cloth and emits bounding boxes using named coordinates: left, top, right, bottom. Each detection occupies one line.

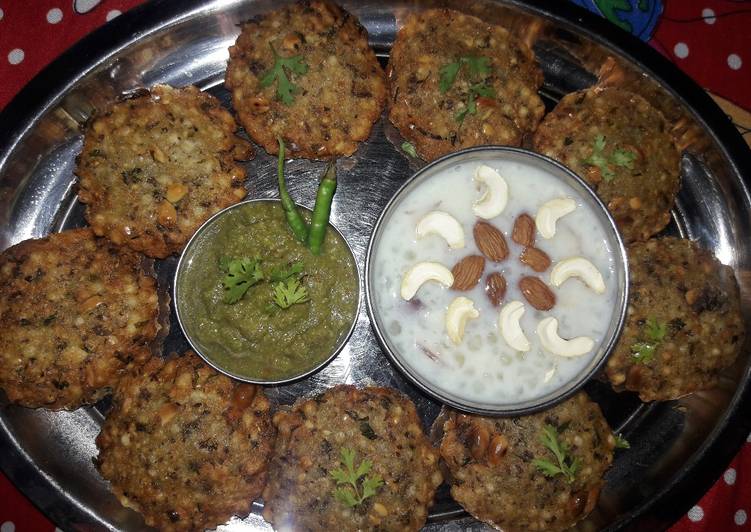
left=0, top=1, right=749, bottom=531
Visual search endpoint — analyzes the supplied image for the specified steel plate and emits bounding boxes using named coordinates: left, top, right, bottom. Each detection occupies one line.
left=1, top=1, right=750, bottom=531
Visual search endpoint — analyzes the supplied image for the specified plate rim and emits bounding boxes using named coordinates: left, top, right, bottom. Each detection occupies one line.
left=1, top=0, right=750, bottom=530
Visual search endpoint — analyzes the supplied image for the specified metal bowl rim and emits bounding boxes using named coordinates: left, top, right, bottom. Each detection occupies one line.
left=365, top=145, right=629, bottom=416
left=173, top=197, right=362, bottom=385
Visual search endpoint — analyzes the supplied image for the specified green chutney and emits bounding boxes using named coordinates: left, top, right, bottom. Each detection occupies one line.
left=176, top=200, right=358, bottom=381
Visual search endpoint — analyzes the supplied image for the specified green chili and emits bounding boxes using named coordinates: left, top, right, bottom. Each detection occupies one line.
left=307, top=161, right=337, bottom=255
left=276, top=137, right=309, bottom=242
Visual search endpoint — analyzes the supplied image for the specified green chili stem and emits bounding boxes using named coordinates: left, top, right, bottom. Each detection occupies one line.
left=276, top=137, right=309, bottom=242
left=307, top=161, right=337, bottom=255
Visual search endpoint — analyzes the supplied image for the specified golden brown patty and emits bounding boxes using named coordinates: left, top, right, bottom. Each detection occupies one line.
left=77, top=84, right=252, bottom=259
left=226, top=1, right=386, bottom=159
left=95, top=352, right=275, bottom=531
left=533, top=87, right=680, bottom=243
left=263, top=385, right=443, bottom=531
left=440, top=393, right=615, bottom=532
left=0, top=228, right=159, bottom=410
left=606, top=238, right=744, bottom=401
left=387, top=8, right=545, bottom=162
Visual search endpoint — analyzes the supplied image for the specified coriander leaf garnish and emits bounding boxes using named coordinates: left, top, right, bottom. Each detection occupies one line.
left=439, top=56, right=495, bottom=123
left=630, top=317, right=667, bottom=364
left=439, top=56, right=492, bottom=93
left=612, top=148, right=637, bottom=169
left=269, top=261, right=304, bottom=283
left=532, top=424, right=580, bottom=484
left=221, top=257, right=264, bottom=304
left=439, top=62, right=462, bottom=93
left=259, top=44, right=308, bottom=105
left=614, top=433, right=630, bottom=449
left=455, top=83, right=496, bottom=123
left=401, top=141, right=418, bottom=158
left=584, top=134, right=638, bottom=182
left=272, top=277, right=310, bottom=309
left=330, top=448, right=384, bottom=508
left=631, top=341, right=656, bottom=363
left=645, top=317, right=667, bottom=342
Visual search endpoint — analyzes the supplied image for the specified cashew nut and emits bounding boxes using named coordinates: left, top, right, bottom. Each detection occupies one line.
left=415, top=211, right=465, bottom=249
left=550, top=256, right=605, bottom=294
left=472, top=165, right=508, bottom=219
left=445, top=296, right=480, bottom=345
left=400, top=262, right=454, bottom=301
left=535, top=197, right=576, bottom=239
left=498, top=300, right=530, bottom=352
left=536, top=317, right=594, bottom=357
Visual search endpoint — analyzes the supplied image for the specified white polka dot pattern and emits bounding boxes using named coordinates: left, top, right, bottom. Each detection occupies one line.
left=702, top=8, right=716, bottom=25
left=736, top=509, right=748, bottom=526
left=674, top=42, right=690, bottom=59
left=0, top=522, right=15, bottom=532
left=724, top=467, right=737, bottom=485
left=7, top=49, right=24, bottom=65
left=688, top=505, right=705, bottom=522
left=728, top=54, right=743, bottom=71
left=106, top=9, right=122, bottom=22
left=46, top=8, right=63, bottom=24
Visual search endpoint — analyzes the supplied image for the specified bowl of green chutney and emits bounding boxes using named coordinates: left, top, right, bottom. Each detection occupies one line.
left=174, top=198, right=360, bottom=384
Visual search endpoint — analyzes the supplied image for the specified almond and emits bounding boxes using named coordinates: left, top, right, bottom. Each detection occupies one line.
left=519, top=247, right=551, bottom=272
left=473, top=221, right=508, bottom=262
left=519, top=276, right=556, bottom=310
left=451, top=255, right=485, bottom=291
left=512, top=213, right=535, bottom=247
left=485, top=272, right=507, bottom=306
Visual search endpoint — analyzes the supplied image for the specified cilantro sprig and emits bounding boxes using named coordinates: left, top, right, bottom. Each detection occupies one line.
left=438, top=56, right=495, bottom=123
left=584, top=134, right=637, bottom=182
left=259, top=44, right=308, bottom=105
left=330, top=448, right=384, bottom=508
left=614, top=433, right=630, bottom=449
left=401, top=141, right=418, bottom=158
left=272, top=277, right=310, bottom=309
left=630, top=317, right=667, bottom=364
left=269, top=261, right=304, bottom=283
left=532, top=424, right=580, bottom=484
left=220, top=257, right=264, bottom=304
left=439, top=56, right=492, bottom=92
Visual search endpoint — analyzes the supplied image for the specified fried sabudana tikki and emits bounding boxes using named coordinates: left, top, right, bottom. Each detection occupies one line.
left=263, top=385, right=443, bottom=531
left=0, top=228, right=159, bottom=410
left=440, top=393, right=615, bottom=532
left=533, top=87, right=680, bottom=243
left=77, top=84, right=252, bottom=259
left=226, top=1, right=386, bottom=159
left=606, top=237, right=744, bottom=401
left=95, top=352, right=275, bottom=532
left=388, top=9, right=545, bottom=161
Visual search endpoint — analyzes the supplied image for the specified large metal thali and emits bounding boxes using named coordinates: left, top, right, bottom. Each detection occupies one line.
left=0, top=0, right=749, bottom=530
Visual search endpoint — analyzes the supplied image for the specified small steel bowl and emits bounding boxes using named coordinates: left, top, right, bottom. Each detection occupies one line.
left=365, top=146, right=628, bottom=416
left=174, top=198, right=361, bottom=385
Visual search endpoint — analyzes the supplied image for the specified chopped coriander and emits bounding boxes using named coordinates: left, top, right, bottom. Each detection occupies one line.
left=220, top=257, right=264, bottom=304
left=269, top=261, right=304, bottom=283
left=645, top=317, right=667, bottom=342
left=455, top=83, right=496, bottom=123
left=532, top=424, right=580, bottom=484
left=612, top=148, right=637, bottom=169
left=272, top=277, right=309, bottom=309
left=584, top=134, right=638, bottom=182
left=330, top=448, right=383, bottom=508
left=259, top=44, right=308, bottom=105
left=630, top=317, right=667, bottom=364
left=614, top=433, right=630, bottom=449
left=631, top=341, right=656, bottom=364
left=401, top=141, right=418, bottom=158
left=439, top=56, right=492, bottom=93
